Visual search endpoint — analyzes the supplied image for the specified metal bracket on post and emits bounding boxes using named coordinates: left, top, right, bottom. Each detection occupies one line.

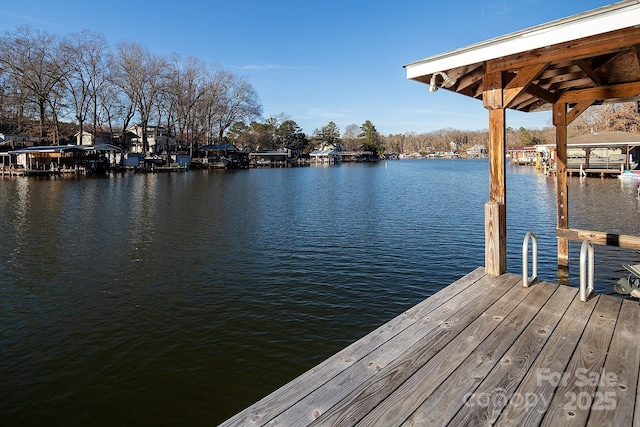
left=522, top=232, right=538, bottom=287
left=580, top=240, right=594, bottom=301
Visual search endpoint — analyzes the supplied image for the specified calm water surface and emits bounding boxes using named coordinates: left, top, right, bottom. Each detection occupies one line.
left=1, top=159, right=639, bottom=425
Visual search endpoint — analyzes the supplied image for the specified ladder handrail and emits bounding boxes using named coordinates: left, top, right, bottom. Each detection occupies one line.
left=580, top=239, right=595, bottom=301
left=522, top=232, right=538, bottom=287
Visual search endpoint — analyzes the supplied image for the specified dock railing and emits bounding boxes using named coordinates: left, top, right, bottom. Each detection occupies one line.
left=556, top=228, right=640, bottom=251
left=556, top=228, right=640, bottom=300
left=579, top=240, right=594, bottom=301
left=522, top=232, right=538, bottom=287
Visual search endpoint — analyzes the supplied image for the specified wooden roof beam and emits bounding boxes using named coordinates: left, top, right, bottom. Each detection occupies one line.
left=558, top=81, right=640, bottom=104
left=502, top=63, right=548, bottom=108
left=486, top=26, right=640, bottom=73
left=575, top=59, right=603, bottom=86
left=456, top=65, right=484, bottom=92
left=525, top=82, right=555, bottom=104
left=512, top=96, right=544, bottom=112
left=566, top=101, right=595, bottom=124
left=550, top=77, right=599, bottom=91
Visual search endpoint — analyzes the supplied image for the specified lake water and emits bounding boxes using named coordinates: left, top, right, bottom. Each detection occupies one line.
left=1, top=159, right=639, bottom=426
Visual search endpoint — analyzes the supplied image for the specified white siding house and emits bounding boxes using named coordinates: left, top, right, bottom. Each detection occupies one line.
left=127, top=125, right=176, bottom=154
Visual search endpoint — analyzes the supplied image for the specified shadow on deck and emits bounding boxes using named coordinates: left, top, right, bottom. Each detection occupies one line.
left=220, top=267, right=640, bottom=426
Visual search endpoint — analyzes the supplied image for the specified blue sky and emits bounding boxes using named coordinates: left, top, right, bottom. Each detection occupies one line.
left=0, top=0, right=616, bottom=136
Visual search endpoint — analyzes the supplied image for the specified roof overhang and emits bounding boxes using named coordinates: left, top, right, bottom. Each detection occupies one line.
left=404, top=0, right=640, bottom=113
left=8, top=145, right=91, bottom=155
left=93, top=144, right=123, bottom=152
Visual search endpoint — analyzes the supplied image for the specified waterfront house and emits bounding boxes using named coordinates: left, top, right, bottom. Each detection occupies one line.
left=222, top=2, right=640, bottom=425
left=466, top=144, right=487, bottom=158
left=72, top=131, right=93, bottom=146
left=127, top=124, right=176, bottom=154
left=0, top=133, right=38, bottom=149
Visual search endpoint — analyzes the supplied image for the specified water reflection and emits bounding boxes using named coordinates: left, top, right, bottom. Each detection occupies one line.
left=1, top=161, right=639, bottom=426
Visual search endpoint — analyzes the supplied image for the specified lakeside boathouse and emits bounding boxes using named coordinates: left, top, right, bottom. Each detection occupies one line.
left=509, top=131, right=640, bottom=176
left=220, top=2, right=640, bottom=426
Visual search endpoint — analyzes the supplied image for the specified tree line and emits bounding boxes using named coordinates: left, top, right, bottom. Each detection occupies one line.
left=384, top=103, right=640, bottom=156
left=0, top=26, right=388, bottom=157
left=1, top=26, right=638, bottom=158
left=0, top=26, right=262, bottom=155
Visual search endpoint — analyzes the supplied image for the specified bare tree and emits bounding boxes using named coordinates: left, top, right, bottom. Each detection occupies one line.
left=96, top=70, right=132, bottom=148
left=599, top=103, right=640, bottom=132
left=341, top=124, right=360, bottom=151
left=165, top=54, right=209, bottom=151
left=0, top=26, right=68, bottom=142
left=213, top=72, right=262, bottom=143
left=60, top=30, right=109, bottom=144
left=111, top=42, right=165, bottom=153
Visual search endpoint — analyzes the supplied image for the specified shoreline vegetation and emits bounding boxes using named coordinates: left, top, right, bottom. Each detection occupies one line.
left=1, top=27, right=640, bottom=174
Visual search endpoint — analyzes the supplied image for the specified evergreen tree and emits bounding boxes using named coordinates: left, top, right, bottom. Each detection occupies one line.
left=359, top=120, right=384, bottom=157
left=314, top=121, right=341, bottom=148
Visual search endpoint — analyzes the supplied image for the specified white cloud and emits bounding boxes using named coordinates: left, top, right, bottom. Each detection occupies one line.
left=0, top=8, right=61, bottom=28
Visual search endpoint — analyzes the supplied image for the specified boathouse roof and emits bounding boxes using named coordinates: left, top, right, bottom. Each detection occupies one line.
left=200, top=143, right=239, bottom=151
left=568, top=130, right=640, bottom=144
left=8, top=144, right=122, bottom=155
left=404, top=0, right=640, bottom=113
left=8, top=145, right=89, bottom=154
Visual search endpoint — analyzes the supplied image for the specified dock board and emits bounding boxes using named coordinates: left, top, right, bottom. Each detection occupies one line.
left=219, top=268, right=640, bottom=426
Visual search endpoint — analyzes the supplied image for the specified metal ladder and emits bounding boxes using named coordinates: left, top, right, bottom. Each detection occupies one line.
left=522, top=233, right=594, bottom=301
left=522, top=232, right=538, bottom=287
left=579, top=240, right=594, bottom=301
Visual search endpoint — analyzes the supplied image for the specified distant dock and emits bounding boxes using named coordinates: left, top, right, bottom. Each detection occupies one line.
left=220, top=268, right=640, bottom=426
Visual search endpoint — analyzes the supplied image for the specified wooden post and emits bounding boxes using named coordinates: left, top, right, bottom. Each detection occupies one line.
left=484, top=68, right=507, bottom=275
left=485, top=201, right=506, bottom=275
left=553, top=102, right=569, bottom=266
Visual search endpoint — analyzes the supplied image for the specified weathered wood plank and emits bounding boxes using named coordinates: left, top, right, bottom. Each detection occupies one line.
left=352, top=275, right=533, bottom=427
left=447, top=284, right=576, bottom=426
left=566, top=101, right=595, bottom=125
left=218, top=267, right=487, bottom=427
left=485, top=201, right=506, bottom=275
left=277, top=273, right=519, bottom=426
left=486, top=26, right=640, bottom=73
left=558, top=81, right=640, bottom=105
left=554, top=101, right=569, bottom=267
left=503, top=63, right=549, bottom=108
left=483, top=68, right=504, bottom=110
left=493, top=289, right=595, bottom=427
left=555, top=228, right=640, bottom=251
left=220, top=269, right=640, bottom=427
left=396, top=281, right=557, bottom=426
left=587, top=299, right=640, bottom=427
left=540, top=295, right=622, bottom=426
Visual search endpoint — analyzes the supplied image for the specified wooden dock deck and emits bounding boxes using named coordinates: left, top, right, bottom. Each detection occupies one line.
left=219, top=267, right=640, bottom=426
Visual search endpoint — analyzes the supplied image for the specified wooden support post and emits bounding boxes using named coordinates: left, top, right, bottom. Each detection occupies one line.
left=485, top=201, right=506, bottom=275
left=484, top=68, right=507, bottom=275
left=553, top=102, right=569, bottom=266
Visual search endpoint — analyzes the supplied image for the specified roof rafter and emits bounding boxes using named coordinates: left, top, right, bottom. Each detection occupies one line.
left=485, top=26, right=640, bottom=73
left=558, top=81, right=640, bottom=104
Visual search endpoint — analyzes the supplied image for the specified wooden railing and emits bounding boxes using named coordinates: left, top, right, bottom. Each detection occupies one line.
left=556, top=228, right=640, bottom=251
